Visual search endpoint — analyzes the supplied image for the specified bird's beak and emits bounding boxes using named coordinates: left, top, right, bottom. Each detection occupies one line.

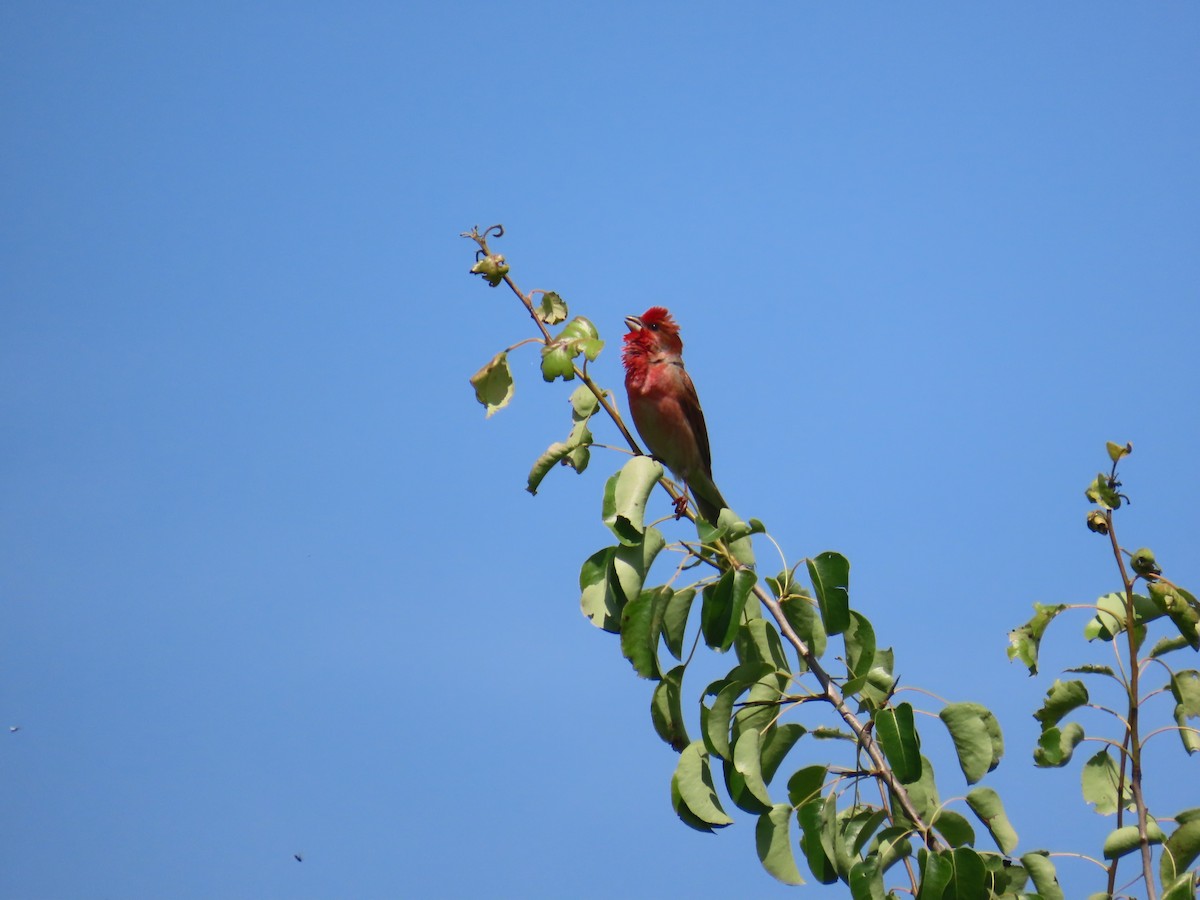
left=624, top=315, right=643, bottom=332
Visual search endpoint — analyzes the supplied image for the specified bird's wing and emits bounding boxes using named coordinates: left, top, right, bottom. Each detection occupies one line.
left=679, top=367, right=713, bottom=477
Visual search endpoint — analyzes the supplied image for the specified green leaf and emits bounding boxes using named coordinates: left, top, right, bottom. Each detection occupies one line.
left=842, top=611, right=876, bottom=695
left=989, top=855, right=1028, bottom=894
left=875, top=703, right=922, bottom=784
left=710, top=508, right=757, bottom=567
left=650, top=665, right=688, bottom=752
left=602, top=456, right=663, bottom=545
left=729, top=728, right=773, bottom=812
left=893, top=755, right=940, bottom=824
left=930, top=809, right=975, bottom=848
left=1171, top=669, right=1200, bottom=755
left=1163, top=872, right=1200, bottom=900
left=1161, top=818, right=1200, bottom=888
left=526, top=410, right=594, bottom=494
left=1102, top=819, right=1165, bottom=859
left=670, top=741, right=733, bottom=830
left=579, top=547, right=620, bottom=632
left=965, top=786, right=1018, bottom=854
left=944, top=848, right=988, bottom=899
left=779, top=591, right=827, bottom=664
left=701, top=663, right=774, bottom=761
left=841, top=805, right=888, bottom=861
left=917, top=849, right=953, bottom=899
left=539, top=340, right=577, bottom=382
left=539, top=316, right=603, bottom=382
left=1085, top=472, right=1123, bottom=510
left=736, top=617, right=787, bottom=670
left=1020, top=851, right=1065, bottom=900
left=760, top=723, right=805, bottom=784
left=756, top=804, right=805, bottom=885
left=1085, top=591, right=1161, bottom=644
left=1033, top=722, right=1085, bottom=767
left=807, top=551, right=851, bottom=636
left=620, top=588, right=666, bottom=680
left=568, top=383, right=598, bottom=417
left=1067, top=664, right=1118, bottom=678
left=701, top=568, right=756, bottom=652
left=1007, top=602, right=1069, bottom=675
left=849, top=855, right=884, bottom=900
left=797, top=799, right=839, bottom=884
left=1033, top=679, right=1089, bottom=727
left=469, top=351, right=514, bottom=417
left=1082, top=748, right=1133, bottom=815
left=940, top=701, right=1003, bottom=785
left=736, top=674, right=785, bottom=744
left=859, top=646, right=897, bottom=710
left=535, top=290, right=568, bottom=325
left=919, top=848, right=987, bottom=899
left=981, top=851, right=1023, bottom=895
left=1153, top=583, right=1200, bottom=650
left=869, top=825, right=914, bottom=874
left=819, top=793, right=842, bottom=877
left=612, top=527, right=665, bottom=615
left=787, top=764, right=828, bottom=808
left=660, top=587, right=695, bottom=660
left=526, top=434, right=589, bottom=495
left=1151, top=635, right=1196, bottom=659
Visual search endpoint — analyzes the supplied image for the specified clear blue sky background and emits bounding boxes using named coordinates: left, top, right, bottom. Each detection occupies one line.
left=3, top=4, right=1198, bottom=898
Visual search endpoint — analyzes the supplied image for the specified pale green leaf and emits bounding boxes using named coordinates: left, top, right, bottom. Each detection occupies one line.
left=1007, top=602, right=1069, bottom=676
left=1161, top=818, right=1200, bottom=888
left=1102, top=820, right=1165, bottom=859
left=941, top=701, right=1003, bottom=784
left=966, top=786, right=1018, bottom=854
left=671, top=741, right=733, bottom=829
left=660, top=587, right=695, bottom=660
left=1034, top=679, right=1089, bottom=727
left=1020, top=851, right=1064, bottom=900
left=1082, top=749, right=1133, bottom=815
left=535, top=290, right=568, bottom=325
left=602, top=456, right=663, bottom=545
left=756, top=804, right=804, bottom=885
left=1034, top=722, right=1085, bottom=767
left=469, top=351, right=514, bottom=417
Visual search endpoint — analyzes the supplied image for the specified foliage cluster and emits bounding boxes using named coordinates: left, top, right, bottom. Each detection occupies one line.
left=464, top=226, right=1199, bottom=898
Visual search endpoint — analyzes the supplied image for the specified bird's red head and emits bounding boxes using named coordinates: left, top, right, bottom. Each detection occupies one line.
left=622, top=307, right=683, bottom=367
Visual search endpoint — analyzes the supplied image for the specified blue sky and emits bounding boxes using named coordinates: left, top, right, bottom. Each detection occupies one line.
left=3, top=4, right=1198, bottom=898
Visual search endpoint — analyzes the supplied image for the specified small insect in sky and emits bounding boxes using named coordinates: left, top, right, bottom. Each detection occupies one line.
left=8, top=726, right=19, bottom=733
left=293, top=853, right=303, bottom=863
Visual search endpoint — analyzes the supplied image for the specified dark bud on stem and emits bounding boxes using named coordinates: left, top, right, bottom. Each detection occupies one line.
left=1130, top=547, right=1162, bottom=578
left=1086, top=510, right=1109, bottom=535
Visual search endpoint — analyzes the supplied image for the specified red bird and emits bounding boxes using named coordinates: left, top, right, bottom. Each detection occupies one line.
left=622, top=307, right=728, bottom=524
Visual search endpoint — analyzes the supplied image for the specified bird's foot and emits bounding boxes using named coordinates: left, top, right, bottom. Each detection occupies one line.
left=672, top=495, right=689, bottom=519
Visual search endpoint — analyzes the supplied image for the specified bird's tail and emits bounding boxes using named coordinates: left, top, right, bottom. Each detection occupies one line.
left=689, top=474, right=729, bottom=525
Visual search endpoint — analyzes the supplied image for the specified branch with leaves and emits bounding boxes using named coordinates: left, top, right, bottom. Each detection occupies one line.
left=1009, top=443, right=1200, bottom=900
left=464, top=226, right=1198, bottom=897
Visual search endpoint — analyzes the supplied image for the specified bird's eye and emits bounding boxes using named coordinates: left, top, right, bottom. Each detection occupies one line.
left=647, top=322, right=659, bottom=330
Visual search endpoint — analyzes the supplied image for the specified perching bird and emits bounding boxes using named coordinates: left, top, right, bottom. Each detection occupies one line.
left=622, top=306, right=728, bottom=524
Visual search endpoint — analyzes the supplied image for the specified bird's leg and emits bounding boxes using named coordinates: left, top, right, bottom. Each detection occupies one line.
left=673, top=491, right=690, bottom=519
